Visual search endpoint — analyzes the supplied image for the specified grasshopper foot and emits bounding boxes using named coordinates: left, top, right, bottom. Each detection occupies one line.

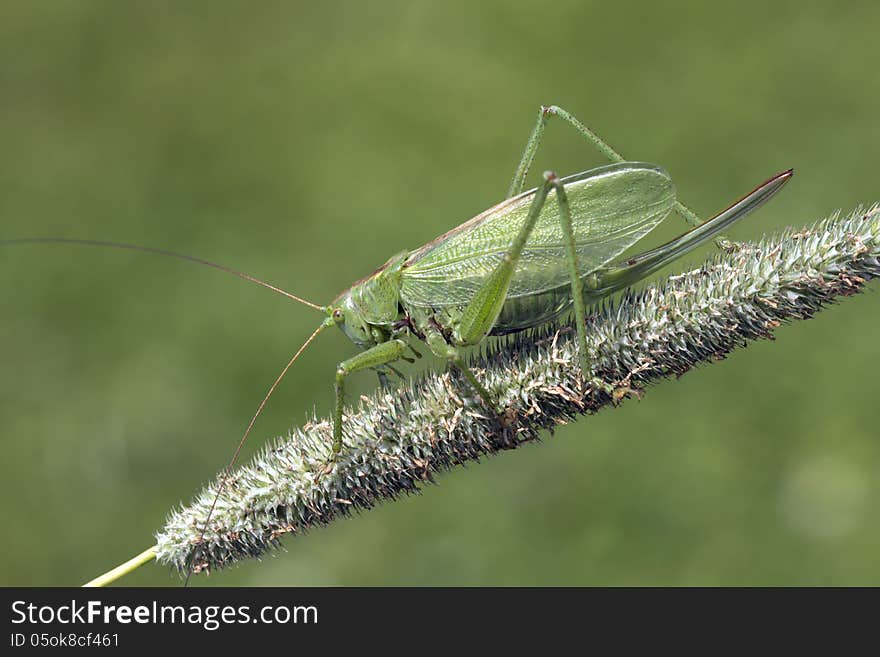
left=317, top=428, right=342, bottom=478
left=588, top=377, right=642, bottom=404
left=499, top=404, right=518, bottom=428
left=612, top=384, right=643, bottom=403
left=588, top=377, right=615, bottom=398
left=319, top=460, right=336, bottom=477
left=717, top=238, right=744, bottom=253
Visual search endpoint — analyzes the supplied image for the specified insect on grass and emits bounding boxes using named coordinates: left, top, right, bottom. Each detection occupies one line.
left=2, top=106, right=793, bottom=585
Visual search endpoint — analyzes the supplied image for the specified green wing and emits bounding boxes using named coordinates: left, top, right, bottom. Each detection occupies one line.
left=400, top=162, right=676, bottom=308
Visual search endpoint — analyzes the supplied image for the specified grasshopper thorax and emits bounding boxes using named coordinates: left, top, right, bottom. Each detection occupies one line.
left=328, top=251, right=409, bottom=349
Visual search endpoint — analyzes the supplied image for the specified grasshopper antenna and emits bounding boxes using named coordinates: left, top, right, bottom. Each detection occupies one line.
left=184, top=318, right=333, bottom=586
left=0, top=237, right=324, bottom=310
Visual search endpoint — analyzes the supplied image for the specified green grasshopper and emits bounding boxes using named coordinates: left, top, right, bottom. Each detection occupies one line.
left=6, top=104, right=793, bottom=476
left=4, top=106, right=792, bottom=584
left=318, top=106, right=792, bottom=457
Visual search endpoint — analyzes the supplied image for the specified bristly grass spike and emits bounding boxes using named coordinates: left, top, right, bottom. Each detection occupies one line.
left=1, top=106, right=793, bottom=585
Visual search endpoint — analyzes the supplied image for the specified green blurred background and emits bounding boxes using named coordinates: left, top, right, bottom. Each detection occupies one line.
left=1, top=0, right=878, bottom=586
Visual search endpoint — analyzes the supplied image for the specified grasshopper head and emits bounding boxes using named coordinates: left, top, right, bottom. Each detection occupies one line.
left=328, top=252, right=407, bottom=349
left=327, top=293, right=375, bottom=348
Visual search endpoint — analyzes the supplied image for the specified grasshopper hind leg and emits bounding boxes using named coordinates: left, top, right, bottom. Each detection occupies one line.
left=546, top=173, right=623, bottom=401
left=507, top=105, right=626, bottom=199
left=439, top=172, right=612, bottom=418
left=506, top=105, right=734, bottom=246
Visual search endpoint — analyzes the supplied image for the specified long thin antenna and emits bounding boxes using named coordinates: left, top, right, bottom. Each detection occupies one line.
left=184, top=319, right=332, bottom=586
left=0, top=237, right=324, bottom=310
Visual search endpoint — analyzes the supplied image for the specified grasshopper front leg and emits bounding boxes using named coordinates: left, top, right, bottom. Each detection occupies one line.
left=333, top=339, right=408, bottom=458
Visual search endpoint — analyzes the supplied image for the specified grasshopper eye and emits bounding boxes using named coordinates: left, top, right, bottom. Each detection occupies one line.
left=332, top=308, right=344, bottom=323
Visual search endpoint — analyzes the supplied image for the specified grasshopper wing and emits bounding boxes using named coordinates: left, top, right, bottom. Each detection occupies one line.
left=400, top=162, right=676, bottom=308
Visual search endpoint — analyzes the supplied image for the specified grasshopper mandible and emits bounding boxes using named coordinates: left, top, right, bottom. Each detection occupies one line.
left=3, top=106, right=792, bottom=583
